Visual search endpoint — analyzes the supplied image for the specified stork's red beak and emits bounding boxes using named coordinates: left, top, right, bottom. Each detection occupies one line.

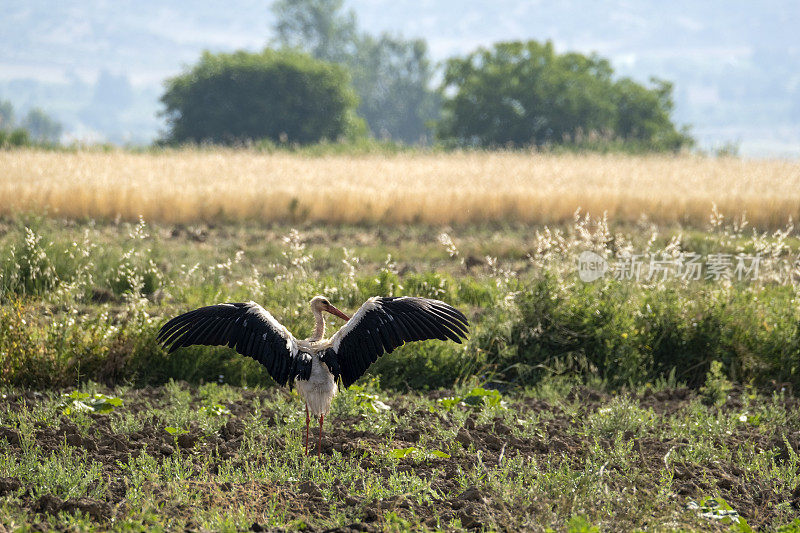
left=326, top=304, right=350, bottom=321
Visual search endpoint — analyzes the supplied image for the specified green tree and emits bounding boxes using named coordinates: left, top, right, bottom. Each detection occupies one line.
left=160, top=49, right=361, bottom=145
left=0, top=101, right=63, bottom=147
left=613, top=77, right=692, bottom=151
left=437, top=40, right=692, bottom=151
left=271, top=0, right=440, bottom=144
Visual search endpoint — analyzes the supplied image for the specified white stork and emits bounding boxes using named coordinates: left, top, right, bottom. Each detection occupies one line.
left=156, top=295, right=469, bottom=456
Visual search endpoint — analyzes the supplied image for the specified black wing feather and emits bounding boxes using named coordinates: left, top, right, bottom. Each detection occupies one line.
left=156, top=302, right=308, bottom=388
left=411, top=311, right=449, bottom=341
left=377, top=319, right=398, bottom=353
left=392, top=313, right=419, bottom=341
left=325, top=297, right=469, bottom=388
left=198, top=318, right=226, bottom=346
left=379, top=315, right=402, bottom=349
left=363, top=328, right=380, bottom=361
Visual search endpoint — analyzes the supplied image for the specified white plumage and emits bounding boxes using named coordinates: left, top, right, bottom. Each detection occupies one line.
left=295, top=353, right=338, bottom=417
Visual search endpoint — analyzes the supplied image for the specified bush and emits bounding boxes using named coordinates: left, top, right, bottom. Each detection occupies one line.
left=477, top=275, right=800, bottom=390
left=160, top=49, right=364, bottom=145
left=587, top=395, right=655, bottom=438
left=506, top=275, right=643, bottom=385
left=0, top=128, right=31, bottom=148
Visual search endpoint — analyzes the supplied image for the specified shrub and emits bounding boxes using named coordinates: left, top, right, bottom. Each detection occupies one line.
left=471, top=272, right=800, bottom=391
left=501, top=275, right=642, bottom=386
left=0, top=128, right=31, bottom=148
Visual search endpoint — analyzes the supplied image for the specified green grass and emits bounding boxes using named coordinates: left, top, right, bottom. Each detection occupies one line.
left=1, top=382, right=799, bottom=530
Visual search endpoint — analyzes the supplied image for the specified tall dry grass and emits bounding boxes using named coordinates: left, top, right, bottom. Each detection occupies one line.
left=2, top=149, right=799, bottom=227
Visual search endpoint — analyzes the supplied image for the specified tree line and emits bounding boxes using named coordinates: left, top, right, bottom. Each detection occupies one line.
left=161, top=0, right=692, bottom=152
left=0, top=100, right=62, bottom=148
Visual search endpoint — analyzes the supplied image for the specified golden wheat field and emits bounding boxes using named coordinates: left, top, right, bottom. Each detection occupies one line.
left=2, top=149, right=800, bottom=227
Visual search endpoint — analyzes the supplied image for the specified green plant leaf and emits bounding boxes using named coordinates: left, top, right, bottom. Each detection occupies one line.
left=428, top=449, right=451, bottom=458
left=200, top=403, right=231, bottom=416
left=389, top=447, right=417, bottom=459
left=436, top=397, right=461, bottom=410
left=60, top=391, right=123, bottom=415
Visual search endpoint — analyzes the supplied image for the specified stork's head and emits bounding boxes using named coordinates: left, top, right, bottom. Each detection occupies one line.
left=310, top=295, right=350, bottom=321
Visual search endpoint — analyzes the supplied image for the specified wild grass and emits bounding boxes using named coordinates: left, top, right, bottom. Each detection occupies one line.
left=2, top=208, right=800, bottom=392
left=2, top=149, right=800, bottom=227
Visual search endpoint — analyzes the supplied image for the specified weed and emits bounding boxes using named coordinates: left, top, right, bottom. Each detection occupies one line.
left=59, top=391, right=123, bottom=415
left=700, top=361, right=734, bottom=406
left=587, top=395, right=655, bottom=438
left=437, top=387, right=507, bottom=412
left=3, top=210, right=800, bottom=390
left=387, top=447, right=450, bottom=460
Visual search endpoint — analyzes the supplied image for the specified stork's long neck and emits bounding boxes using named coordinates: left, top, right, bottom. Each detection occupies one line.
left=310, top=307, right=325, bottom=342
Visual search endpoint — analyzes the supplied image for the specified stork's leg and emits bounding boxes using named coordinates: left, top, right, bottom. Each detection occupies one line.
left=304, top=404, right=310, bottom=456
left=318, top=414, right=324, bottom=457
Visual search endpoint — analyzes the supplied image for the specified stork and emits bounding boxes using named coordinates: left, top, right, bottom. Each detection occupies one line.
left=156, top=295, right=469, bottom=456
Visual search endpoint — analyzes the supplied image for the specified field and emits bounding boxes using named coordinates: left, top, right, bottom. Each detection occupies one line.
left=1, top=381, right=799, bottom=531
left=3, top=149, right=800, bottom=530
left=2, top=149, right=800, bottom=227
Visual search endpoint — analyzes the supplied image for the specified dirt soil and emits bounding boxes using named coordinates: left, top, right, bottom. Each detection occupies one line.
left=1, top=385, right=799, bottom=531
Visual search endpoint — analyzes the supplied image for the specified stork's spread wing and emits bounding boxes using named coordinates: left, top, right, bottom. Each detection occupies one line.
left=323, top=296, right=469, bottom=388
left=156, top=302, right=311, bottom=387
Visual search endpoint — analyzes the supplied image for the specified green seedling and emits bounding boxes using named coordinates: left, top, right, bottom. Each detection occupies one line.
left=736, top=412, right=761, bottom=427
left=349, top=384, right=391, bottom=413
left=199, top=403, right=231, bottom=416
left=687, top=497, right=753, bottom=532
left=60, top=391, right=123, bottom=415
left=436, top=387, right=507, bottom=411
left=388, top=446, right=450, bottom=459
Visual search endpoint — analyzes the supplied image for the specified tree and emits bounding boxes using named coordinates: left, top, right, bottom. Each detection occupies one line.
left=0, top=101, right=63, bottom=147
left=272, top=0, right=357, bottom=64
left=350, top=34, right=441, bottom=143
left=271, top=0, right=440, bottom=144
left=437, top=40, right=692, bottom=151
left=160, top=49, right=361, bottom=145
left=0, top=100, right=14, bottom=130
left=613, top=77, right=692, bottom=151
left=22, top=108, right=63, bottom=142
